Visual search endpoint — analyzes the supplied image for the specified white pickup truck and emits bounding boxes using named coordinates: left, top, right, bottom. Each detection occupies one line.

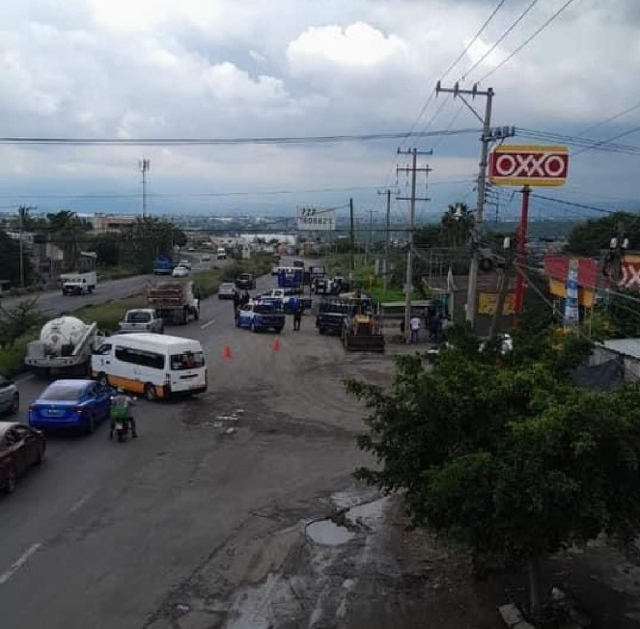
left=118, top=309, right=164, bottom=334
left=61, top=271, right=97, bottom=296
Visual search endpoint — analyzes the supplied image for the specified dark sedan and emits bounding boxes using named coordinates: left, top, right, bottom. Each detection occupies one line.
left=0, top=422, right=45, bottom=494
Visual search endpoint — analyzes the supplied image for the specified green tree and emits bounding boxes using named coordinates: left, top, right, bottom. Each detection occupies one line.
left=46, top=210, right=92, bottom=271
left=0, top=230, right=32, bottom=285
left=347, top=326, right=640, bottom=616
left=440, top=202, right=473, bottom=248
left=89, top=233, right=120, bottom=267
left=565, top=211, right=640, bottom=257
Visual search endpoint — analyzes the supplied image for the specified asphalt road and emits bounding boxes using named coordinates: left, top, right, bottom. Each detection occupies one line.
left=0, top=268, right=395, bottom=629
left=0, top=255, right=221, bottom=317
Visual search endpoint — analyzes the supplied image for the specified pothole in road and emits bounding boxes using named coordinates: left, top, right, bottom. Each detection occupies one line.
left=306, top=519, right=356, bottom=546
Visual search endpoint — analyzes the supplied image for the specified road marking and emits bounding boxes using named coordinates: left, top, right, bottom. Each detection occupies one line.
left=0, top=543, right=42, bottom=585
left=69, top=489, right=96, bottom=515
left=201, top=319, right=216, bottom=330
left=15, top=373, right=34, bottom=384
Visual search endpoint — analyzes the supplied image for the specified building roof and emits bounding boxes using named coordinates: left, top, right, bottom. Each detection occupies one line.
left=571, top=360, right=624, bottom=391
left=600, top=338, right=640, bottom=360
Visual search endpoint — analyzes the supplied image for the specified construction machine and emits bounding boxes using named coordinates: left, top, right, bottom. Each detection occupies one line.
left=341, top=311, right=385, bottom=353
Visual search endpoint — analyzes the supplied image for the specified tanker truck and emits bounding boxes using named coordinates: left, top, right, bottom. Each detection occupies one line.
left=24, top=316, right=103, bottom=377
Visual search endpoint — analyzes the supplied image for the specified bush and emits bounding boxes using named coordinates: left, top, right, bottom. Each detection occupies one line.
left=0, top=330, right=38, bottom=377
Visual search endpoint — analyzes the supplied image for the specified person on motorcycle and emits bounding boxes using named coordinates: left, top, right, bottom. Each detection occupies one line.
left=110, top=386, right=138, bottom=439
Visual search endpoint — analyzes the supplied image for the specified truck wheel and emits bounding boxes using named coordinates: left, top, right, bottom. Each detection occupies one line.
left=144, top=383, right=157, bottom=402
left=181, top=308, right=188, bottom=325
left=97, top=372, right=109, bottom=388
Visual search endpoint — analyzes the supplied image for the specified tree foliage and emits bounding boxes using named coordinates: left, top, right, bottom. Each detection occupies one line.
left=0, top=299, right=43, bottom=348
left=347, top=325, right=640, bottom=611
left=565, top=211, right=640, bottom=257
left=0, top=230, right=32, bottom=285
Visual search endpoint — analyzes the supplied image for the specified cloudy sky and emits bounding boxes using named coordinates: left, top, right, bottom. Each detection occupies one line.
left=0, top=0, right=639, bottom=223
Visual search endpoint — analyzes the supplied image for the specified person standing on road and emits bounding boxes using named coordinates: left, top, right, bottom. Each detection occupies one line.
left=233, top=290, right=240, bottom=317
left=293, top=301, right=303, bottom=331
left=410, top=314, right=421, bottom=344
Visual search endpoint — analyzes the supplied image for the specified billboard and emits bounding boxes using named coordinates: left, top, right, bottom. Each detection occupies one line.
left=564, top=259, right=580, bottom=325
left=489, top=144, right=568, bottom=187
left=296, top=207, right=336, bottom=232
left=478, top=292, right=516, bottom=316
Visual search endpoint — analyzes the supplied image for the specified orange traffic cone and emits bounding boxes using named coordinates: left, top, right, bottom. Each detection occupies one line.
left=222, top=344, right=233, bottom=360
left=272, top=337, right=281, bottom=353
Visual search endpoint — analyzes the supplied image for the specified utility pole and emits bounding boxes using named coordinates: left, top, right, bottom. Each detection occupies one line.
left=397, top=148, right=433, bottom=342
left=513, top=185, right=531, bottom=326
left=349, top=197, right=355, bottom=273
left=609, top=220, right=627, bottom=287
left=378, top=189, right=392, bottom=291
left=364, top=209, right=377, bottom=266
left=139, top=158, right=151, bottom=218
left=436, top=82, right=495, bottom=331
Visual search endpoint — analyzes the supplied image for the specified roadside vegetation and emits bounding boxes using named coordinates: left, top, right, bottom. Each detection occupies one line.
left=348, top=317, right=640, bottom=624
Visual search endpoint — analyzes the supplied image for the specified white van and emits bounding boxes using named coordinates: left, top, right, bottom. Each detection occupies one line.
left=91, top=333, right=207, bottom=401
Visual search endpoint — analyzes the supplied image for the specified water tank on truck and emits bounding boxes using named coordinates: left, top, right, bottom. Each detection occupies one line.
left=40, top=316, right=88, bottom=356
left=25, top=315, right=100, bottom=377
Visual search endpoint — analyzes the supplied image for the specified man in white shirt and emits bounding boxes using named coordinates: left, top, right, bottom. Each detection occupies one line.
left=409, top=315, right=421, bottom=344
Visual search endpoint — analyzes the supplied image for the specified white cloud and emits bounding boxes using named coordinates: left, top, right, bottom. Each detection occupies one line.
left=287, top=22, right=407, bottom=69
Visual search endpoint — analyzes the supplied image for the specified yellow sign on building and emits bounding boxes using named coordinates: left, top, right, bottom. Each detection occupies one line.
left=478, top=292, right=516, bottom=316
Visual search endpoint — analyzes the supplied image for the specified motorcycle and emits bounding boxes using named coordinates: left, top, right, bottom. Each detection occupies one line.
left=110, top=395, right=137, bottom=443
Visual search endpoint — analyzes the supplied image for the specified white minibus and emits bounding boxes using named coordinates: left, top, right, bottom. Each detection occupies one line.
left=91, top=333, right=207, bottom=401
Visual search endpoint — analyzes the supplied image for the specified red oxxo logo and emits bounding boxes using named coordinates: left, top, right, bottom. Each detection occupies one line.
left=489, top=145, right=568, bottom=187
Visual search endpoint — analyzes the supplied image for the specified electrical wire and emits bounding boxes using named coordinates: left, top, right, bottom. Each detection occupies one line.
left=528, top=193, right=615, bottom=215
left=517, top=127, right=640, bottom=156
left=576, top=100, right=640, bottom=138
left=460, top=0, right=543, bottom=81
left=441, top=0, right=510, bottom=80
left=479, top=0, right=580, bottom=82
left=571, top=125, right=640, bottom=157
left=0, top=128, right=480, bottom=147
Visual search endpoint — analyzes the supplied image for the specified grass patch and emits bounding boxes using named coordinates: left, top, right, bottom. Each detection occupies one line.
left=98, top=266, right=137, bottom=281
left=0, top=330, right=39, bottom=377
left=74, top=294, right=147, bottom=332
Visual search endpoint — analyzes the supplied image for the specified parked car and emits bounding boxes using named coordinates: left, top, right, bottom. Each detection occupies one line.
left=235, top=273, right=256, bottom=290
left=201, top=254, right=212, bottom=262
left=178, top=259, right=192, bottom=270
left=0, top=375, right=19, bottom=415
left=218, top=282, right=237, bottom=300
left=29, top=379, right=113, bottom=434
left=0, top=422, right=45, bottom=493
left=236, top=302, right=284, bottom=333
left=172, top=266, right=190, bottom=278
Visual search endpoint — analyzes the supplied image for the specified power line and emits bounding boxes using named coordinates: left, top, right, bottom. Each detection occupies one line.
left=461, top=0, right=542, bottom=81
left=528, top=193, right=616, bottom=215
left=517, top=127, right=640, bottom=156
left=479, top=0, right=580, bottom=82
left=576, top=100, right=640, bottom=138
left=0, top=128, right=479, bottom=147
left=441, top=0, right=510, bottom=81
left=571, top=125, right=640, bottom=157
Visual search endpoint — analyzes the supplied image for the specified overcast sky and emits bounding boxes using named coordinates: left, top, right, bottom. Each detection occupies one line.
left=0, top=0, right=638, bottom=223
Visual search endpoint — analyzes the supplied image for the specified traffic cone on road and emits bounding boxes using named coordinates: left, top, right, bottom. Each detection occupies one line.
left=272, top=337, right=281, bottom=353
left=222, top=344, right=233, bottom=360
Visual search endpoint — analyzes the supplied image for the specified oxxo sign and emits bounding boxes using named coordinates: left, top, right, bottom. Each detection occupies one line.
left=489, top=144, right=569, bottom=187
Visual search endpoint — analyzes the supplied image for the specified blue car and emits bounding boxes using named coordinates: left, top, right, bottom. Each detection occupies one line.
left=29, top=379, right=113, bottom=434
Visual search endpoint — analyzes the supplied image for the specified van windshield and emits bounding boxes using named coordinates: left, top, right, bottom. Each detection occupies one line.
left=170, top=351, right=205, bottom=371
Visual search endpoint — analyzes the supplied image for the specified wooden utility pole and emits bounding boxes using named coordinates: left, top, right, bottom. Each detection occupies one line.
left=436, top=82, right=495, bottom=331
left=349, top=197, right=355, bottom=273
left=379, top=189, right=391, bottom=290
left=397, top=148, right=433, bottom=342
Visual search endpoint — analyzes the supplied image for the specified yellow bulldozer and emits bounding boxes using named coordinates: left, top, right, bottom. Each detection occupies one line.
left=341, top=312, right=385, bottom=353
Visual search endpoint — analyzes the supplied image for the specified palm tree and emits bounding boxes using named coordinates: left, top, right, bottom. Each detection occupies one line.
left=440, top=203, right=473, bottom=248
